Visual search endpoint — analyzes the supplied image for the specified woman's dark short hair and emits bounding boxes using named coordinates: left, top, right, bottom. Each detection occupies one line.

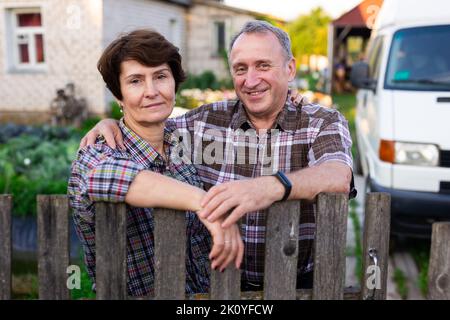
left=97, top=29, right=186, bottom=100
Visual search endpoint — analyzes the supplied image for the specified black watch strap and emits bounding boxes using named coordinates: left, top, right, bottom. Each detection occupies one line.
left=273, top=171, right=292, bottom=202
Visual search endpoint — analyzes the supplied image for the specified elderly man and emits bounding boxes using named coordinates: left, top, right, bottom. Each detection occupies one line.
left=81, top=21, right=355, bottom=290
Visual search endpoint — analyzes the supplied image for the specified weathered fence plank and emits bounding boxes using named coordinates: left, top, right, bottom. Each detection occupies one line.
left=361, top=192, right=390, bottom=300
left=37, top=195, right=70, bottom=300
left=210, top=267, right=241, bottom=300
left=154, top=208, right=186, bottom=299
left=189, top=286, right=362, bottom=300
left=95, top=202, right=127, bottom=300
left=1, top=192, right=397, bottom=300
left=313, top=193, right=348, bottom=300
left=0, top=195, right=12, bottom=300
left=428, top=222, right=450, bottom=300
left=263, top=200, right=300, bottom=300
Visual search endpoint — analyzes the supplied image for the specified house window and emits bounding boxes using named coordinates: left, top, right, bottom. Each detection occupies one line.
left=8, top=8, right=46, bottom=70
left=213, top=21, right=226, bottom=55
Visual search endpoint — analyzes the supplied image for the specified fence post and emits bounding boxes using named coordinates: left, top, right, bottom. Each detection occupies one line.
left=95, top=202, right=127, bottom=300
left=428, top=222, right=450, bottom=300
left=37, top=195, right=70, bottom=300
left=313, top=193, right=348, bottom=300
left=153, top=209, right=187, bottom=299
left=263, top=200, right=300, bottom=300
left=361, top=192, right=390, bottom=300
left=0, top=195, right=12, bottom=300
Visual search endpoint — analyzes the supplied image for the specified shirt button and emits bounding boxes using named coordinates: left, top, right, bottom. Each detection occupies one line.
left=178, top=136, right=183, bottom=142
left=179, top=150, right=183, bottom=157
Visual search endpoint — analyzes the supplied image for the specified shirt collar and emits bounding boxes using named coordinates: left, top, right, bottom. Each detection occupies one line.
left=230, top=90, right=300, bottom=132
left=119, top=118, right=177, bottom=168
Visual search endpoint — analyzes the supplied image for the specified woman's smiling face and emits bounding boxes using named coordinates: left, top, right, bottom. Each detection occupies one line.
left=118, top=60, right=175, bottom=127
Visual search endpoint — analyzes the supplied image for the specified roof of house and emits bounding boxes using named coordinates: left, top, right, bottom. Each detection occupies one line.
left=332, top=0, right=384, bottom=28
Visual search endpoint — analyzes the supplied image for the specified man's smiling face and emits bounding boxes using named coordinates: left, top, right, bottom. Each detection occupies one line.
left=230, top=31, right=296, bottom=120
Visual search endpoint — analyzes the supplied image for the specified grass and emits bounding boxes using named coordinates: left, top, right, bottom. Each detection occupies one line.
left=11, top=254, right=95, bottom=300
left=70, top=261, right=96, bottom=300
left=411, top=242, right=431, bottom=297
left=393, top=268, right=409, bottom=299
left=333, top=95, right=362, bottom=284
left=332, top=94, right=357, bottom=158
left=12, top=274, right=38, bottom=299
left=348, top=199, right=363, bottom=283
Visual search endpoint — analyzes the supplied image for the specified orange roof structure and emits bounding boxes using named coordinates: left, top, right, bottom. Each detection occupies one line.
left=333, top=0, right=384, bottom=28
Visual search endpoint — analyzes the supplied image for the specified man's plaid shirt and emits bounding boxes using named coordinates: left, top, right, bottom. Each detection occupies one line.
left=166, top=95, right=354, bottom=284
left=68, top=119, right=212, bottom=296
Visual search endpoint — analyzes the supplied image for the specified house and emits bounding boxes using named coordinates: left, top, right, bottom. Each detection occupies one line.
left=0, top=0, right=279, bottom=124
left=187, top=0, right=282, bottom=79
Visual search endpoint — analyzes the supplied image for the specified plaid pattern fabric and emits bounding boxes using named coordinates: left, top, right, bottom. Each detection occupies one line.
left=166, top=94, right=353, bottom=283
left=68, top=119, right=212, bottom=296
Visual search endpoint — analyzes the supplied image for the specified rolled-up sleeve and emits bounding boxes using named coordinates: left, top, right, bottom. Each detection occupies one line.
left=68, top=143, right=145, bottom=221
left=308, top=111, right=353, bottom=168
left=86, top=154, right=144, bottom=202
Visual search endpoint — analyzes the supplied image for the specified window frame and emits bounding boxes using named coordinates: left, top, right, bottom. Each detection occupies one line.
left=212, top=20, right=226, bottom=57
left=8, top=7, right=47, bottom=72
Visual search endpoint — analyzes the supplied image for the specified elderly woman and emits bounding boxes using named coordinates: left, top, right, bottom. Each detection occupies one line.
left=68, top=29, right=243, bottom=297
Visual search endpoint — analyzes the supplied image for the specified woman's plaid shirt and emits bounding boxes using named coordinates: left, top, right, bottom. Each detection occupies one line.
left=166, top=96, right=354, bottom=284
left=68, top=119, right=212, bottom=297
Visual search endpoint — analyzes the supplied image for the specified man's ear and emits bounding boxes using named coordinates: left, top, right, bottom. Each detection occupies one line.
left=287, top=58, right=297, bottom=82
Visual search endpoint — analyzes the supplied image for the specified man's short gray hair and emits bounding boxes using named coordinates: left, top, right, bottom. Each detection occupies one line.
left=229, top=20, right=293, bottom=60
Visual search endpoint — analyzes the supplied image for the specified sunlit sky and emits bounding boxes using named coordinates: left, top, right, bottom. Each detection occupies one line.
left=224, top=0, right=362, bottom=21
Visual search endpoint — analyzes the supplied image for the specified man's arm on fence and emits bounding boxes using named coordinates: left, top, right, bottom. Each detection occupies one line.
left=199, top=112, right=354, bottom=227
left=198, top=161, right=352, bottom=227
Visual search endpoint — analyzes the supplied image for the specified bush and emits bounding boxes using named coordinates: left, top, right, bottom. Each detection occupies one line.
left=179, top=71, right=233, bottom=91
left=0, top=123, right=75, bottom=144
left=77, top=116, right=102, bottom=137
left=0, top=129, right=80, bottom=216
left=110, top=101, right=123, bottom=120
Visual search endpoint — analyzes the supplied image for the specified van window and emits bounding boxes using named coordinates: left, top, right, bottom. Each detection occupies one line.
left=385, top=25, right=450, bottom=91
left=365, top=36, right=384, bottom=81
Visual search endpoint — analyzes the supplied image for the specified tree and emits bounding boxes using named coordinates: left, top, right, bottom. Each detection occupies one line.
left=287, top=7, right=331, bottom=59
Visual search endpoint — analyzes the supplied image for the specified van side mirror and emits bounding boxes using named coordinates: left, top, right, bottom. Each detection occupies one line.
left=350, top=62, right=377, bottom=91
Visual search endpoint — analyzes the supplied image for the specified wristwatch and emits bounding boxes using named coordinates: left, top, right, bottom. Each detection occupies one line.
left=273, top=171, right=292, bottom=202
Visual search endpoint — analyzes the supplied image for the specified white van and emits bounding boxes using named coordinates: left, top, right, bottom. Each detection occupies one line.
left=351, top=0, right=450, bottom=238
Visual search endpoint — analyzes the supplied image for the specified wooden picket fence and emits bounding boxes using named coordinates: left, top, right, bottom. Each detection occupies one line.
left=2, top=192, right=446, bottom=300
